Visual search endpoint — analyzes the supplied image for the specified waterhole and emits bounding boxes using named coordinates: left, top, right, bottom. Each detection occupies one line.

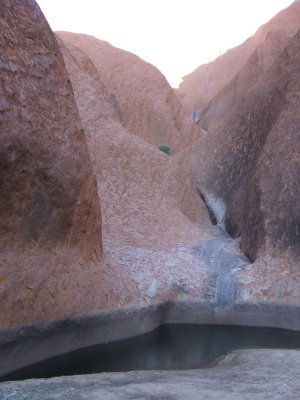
left=2, top=323, right=300, bottom=382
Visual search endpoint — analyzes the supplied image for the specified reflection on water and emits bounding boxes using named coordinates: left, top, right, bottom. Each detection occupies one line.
left=2, top=324, right=300, bottom=381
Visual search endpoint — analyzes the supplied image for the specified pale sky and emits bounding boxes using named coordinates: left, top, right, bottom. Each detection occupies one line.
left=37, top=0, right=295, bottom=87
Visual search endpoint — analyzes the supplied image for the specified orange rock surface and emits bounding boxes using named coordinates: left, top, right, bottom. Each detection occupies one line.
left=0, top=0, right=138, bottom=330
left=178, top=0, right=300, bottom=116
left=1, top=0, right=299, bottom=348
left=178, top=1, right=300, bottom=305
left=58, top=32, right=201, bottom=153
left=57, top=32, right=234, bottom=310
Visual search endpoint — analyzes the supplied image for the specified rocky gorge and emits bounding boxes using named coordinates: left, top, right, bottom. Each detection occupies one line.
left=0, top=0, right=299, bottom=398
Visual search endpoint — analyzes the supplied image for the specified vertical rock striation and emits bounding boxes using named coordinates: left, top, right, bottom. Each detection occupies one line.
left=0, top=0, right=102, bottom=256
left=179, top=2, right=300, bottom=305
left=0, top=0, right=125, bottom=330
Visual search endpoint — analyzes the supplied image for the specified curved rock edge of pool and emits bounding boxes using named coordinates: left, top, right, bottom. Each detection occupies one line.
left=1, top=349, right=300, bottom=400
left=1, top=300, right=300, bottom=377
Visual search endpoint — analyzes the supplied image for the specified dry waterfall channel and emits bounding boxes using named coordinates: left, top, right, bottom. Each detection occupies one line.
left=194, top=191, right=251, bottom=310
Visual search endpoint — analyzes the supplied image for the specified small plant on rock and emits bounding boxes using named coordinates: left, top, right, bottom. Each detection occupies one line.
left=158, top=145, right=172, bottom=155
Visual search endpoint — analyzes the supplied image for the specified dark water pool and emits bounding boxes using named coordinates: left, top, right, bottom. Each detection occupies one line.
left=2, top=323, right=300, bottom=382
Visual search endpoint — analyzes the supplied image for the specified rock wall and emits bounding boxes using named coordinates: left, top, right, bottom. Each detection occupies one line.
left=0, top=0, right=101, bottom=255
left=181, top=31, right=300, bottom=263
left=0, top=0, right=245, bottom=336
left=57, top=32, right=201, bottom=153
left=57, top=32, right=224, bottom=298
left=178, top=0, right=300, bottom=117
left=1, top=0, right=300, bottom=376
left=0, top=0, right=128, bottom=331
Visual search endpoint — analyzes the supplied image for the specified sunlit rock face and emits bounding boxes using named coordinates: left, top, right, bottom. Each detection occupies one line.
left=178, top=0, right=300, bottom=116
left=57, top=31, right=202, bottom=153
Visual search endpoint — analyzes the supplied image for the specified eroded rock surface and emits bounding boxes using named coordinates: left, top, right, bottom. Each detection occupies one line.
left=178, top=0, right=300, bottom=116
left=57, top=31, right=202, bottom=153
left=0, top=0, right=139, bottom=332
left=56, top=31, right=250, bottom=313
left=179, top=3, right=300, bottom=305
left=0, top=1, right=251, bottom=373
left=0, top=0, right=299, bottom=382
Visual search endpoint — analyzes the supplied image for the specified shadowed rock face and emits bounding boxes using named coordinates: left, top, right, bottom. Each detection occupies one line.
left=233, top=34, right=300, bottom=260
left=178, top=4, right=300, bottom=309
left=0, top=0, right=124, bottom=330
left=0, top=0, right=101, bottom=255
left=57, top=31, right=202, bottom=153
left=181, top=30, right=300, bottom=264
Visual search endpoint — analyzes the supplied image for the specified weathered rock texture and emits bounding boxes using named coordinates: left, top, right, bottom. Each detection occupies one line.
left=1, top=0, right=300, bottom=381
left=0, top=0, right=247, bottom=341
left=179, top=2, right=300, bottom=304
left=57, top=32, right=201, bottom=153
left=56, top=31, right=246, bottom=308
left=178, top=0, right=300, bottom=116
left=0, top=0, right=137, bottom=331
left=0, top=0, right=100, bottom=254
left=182, top=30, right=300, bottom=258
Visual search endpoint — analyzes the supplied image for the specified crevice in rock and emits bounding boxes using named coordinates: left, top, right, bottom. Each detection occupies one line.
left=224, top=213, right=241, bottom=239
left=197, top=189, right=217, bottom=225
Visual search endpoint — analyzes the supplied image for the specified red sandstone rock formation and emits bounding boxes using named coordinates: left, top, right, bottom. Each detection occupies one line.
left=0, top=0, right=220, bottom=335
left=179, top=4, right=300, bottom=304
left=56, top=32, right=222, bottom=306
left=178, top=0, right=300, bottom=117
left=0, top=0, right=139, bottom=330
left=57, top=31, right=201, bottom=153
left=1, top=0, right=299, bottom=362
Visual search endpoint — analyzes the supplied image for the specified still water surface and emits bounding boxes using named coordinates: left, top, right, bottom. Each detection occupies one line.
left=3, top=324, right=300, bottom=381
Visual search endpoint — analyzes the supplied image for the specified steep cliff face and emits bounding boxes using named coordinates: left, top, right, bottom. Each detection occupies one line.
left=57, top=32, right=201, bottom=153
left=0, top=0, right=249, bottom=339
left=0, top=0, right=101, bottom=255
left=0, top=0, right=139, bottom=330
left=0, top=0, right=244, bottom=337
left=181, top=32, right=300, bottom=261
left=178, top=0, right=300, bottom=117
left=177, top=1, right=300, bottom=309
left=228, top=33, right=300, bottom=261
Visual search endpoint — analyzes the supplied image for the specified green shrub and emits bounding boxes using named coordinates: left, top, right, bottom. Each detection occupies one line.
left=158, top=145, right=172, bottom=155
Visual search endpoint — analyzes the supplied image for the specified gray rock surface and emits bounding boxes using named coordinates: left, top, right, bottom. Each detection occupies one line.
left=1, top=349, right=300, bottom=399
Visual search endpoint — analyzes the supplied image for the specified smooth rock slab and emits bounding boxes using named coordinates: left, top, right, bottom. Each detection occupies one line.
left=1, top=349, right=300, bottom=399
